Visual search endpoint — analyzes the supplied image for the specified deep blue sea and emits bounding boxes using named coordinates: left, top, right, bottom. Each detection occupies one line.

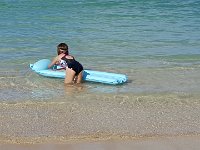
left=0, top=0, right=200, bottom=140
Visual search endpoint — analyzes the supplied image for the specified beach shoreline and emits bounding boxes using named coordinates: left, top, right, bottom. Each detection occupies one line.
left=1, top=92, right=200, bottom=144
left=1, top=135, right=200, bottom=150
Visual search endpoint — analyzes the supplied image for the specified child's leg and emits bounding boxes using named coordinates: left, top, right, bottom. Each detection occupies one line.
left=76, top=71, right=83, bottom=84
left=64, top=68, right=76, bottom=84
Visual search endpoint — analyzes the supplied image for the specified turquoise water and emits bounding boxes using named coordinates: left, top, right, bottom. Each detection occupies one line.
left=1, top=0, right=200, bottom=101
left=0, top=1, right=200, bottom=140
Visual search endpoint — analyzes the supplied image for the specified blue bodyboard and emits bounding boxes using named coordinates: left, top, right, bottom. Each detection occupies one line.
left=30, top=59, right=127, bottom=85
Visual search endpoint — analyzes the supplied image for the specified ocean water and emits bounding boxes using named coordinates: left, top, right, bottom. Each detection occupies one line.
left=0, top=0, right=200, bottom=142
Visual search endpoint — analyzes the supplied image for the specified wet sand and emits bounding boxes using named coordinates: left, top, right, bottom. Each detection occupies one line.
left=1, top=93, right=200, bottom=149
left=1, top=135, right=200, bottom=150
left=1, top=93, right=200, bottom=138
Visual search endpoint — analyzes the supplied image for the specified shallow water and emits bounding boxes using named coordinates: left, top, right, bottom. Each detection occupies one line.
left=1, top=93, right=200, bottom=143
left=0, top=0, right=200, bottom=142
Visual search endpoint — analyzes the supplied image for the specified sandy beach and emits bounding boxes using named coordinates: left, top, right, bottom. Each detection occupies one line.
left=1, top=93, right=200, bottom=149
left=1, top=135, right=200, bottom=150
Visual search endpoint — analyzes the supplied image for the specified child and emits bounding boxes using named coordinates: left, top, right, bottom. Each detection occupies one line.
left=48, top=43, right=83, bottom=84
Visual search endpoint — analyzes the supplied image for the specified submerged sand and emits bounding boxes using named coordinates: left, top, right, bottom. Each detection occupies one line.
left=0, top=93, right=200, bottom=144
left=1, top=135, right=200, bottom=150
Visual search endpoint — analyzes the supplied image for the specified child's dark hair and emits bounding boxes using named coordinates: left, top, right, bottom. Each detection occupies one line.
left=57, top=43, right=69, bottom=55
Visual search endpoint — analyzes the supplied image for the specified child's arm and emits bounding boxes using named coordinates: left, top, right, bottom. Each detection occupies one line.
left=48, top=56, right=58, bottom=69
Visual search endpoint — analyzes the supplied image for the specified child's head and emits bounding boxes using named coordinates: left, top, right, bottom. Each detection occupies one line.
left=57, top=43, right=69, bottom=55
